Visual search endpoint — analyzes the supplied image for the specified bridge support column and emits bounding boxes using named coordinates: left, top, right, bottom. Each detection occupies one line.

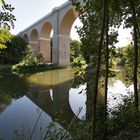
left=39, top=38, right=51, bottom=63
left=53, top=34, right=70, bottom=67
left=29, top=41, right=40, bottom=54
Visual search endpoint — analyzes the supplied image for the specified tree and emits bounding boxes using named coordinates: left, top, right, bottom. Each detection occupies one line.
left=0, top=0, right=16, bottom=29
left=114, top=0, right=140, bottom=108
left=70, top=39, right=81, bottom=62
left=129, top=0, right=139, bottom=108
left=0, top=28, right=12, bottom=49
left=104, top=0, right=109, bottom=138
left=117, top=0, right=140, bottom=108
left=71, top=0, right=112, bottom=139
left=0, top=34, right=28, bottom=64
left=71, top=0, right=140, bottom=139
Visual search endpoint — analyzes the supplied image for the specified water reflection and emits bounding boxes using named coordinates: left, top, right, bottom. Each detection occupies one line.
left=69, top=84, right=86, bottom=119
left=0, top=74, right=28, bottom=113
left=0, top=96, right=52, bottom=140
left=27, top=80, right=82, bottom=125
left=0, top=68, right=138, bottom=139
left=0, top=69, right=86, bottom=140
left=108, top=80, right=134, bottom=109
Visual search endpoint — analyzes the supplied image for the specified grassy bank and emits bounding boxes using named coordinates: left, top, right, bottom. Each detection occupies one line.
left=0, top=64, right=63, bottom=75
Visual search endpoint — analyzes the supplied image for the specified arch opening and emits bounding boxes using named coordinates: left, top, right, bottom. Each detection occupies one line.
left=40, top=22, right=53, bottom=63
left=30, top=29, right=39, bottom=53
left=60, top=8, right=79, bottom=36
left=59, top=8, right=82, bottom=66
left=30, top=29, right=38, bottom=41
left=23, top=34, right=29, bottom=44
left=70, top=18, right=82, bottom=62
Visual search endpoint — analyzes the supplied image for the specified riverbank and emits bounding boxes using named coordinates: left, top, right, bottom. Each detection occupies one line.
left=0, top=64, right=63, bottom=75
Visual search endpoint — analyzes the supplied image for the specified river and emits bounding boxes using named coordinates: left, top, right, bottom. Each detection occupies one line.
left=0, top=68, right=136, bottom=140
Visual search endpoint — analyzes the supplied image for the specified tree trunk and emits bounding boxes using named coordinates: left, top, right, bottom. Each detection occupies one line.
left=130, top=0, right=139, bottom=108
left=91, top=0, right=107, bottom=139
left=104, top=0, right=109, bottom=138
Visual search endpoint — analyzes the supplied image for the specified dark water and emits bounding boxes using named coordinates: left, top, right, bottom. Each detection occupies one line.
left=0, top=68, right=134, bottom=140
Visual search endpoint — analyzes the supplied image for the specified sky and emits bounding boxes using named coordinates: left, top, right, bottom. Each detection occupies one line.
left=5, top=0, right=80, bottom=40
left=6, top=0, right=68, bottom=34
left=5, top=0, right=131, bottom=47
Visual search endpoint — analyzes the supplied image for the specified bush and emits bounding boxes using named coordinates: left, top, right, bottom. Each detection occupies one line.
left=12, top=46, right=46, bottom=73
left=0, top=35, right=28, bottom=64
left=107, top=96, right=140, bottom=139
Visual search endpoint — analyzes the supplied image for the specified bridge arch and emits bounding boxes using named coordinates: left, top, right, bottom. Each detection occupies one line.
left=57, top=7, right=79, bottom=66
left=23, top=34, right=29, bottom=44
left=30, top=29, right=38, bottom=41
left=39, top=22, right=53, bottom=63
left=30, top=29, right=39, bottom=53
left=60, top=8, right=78, bottom=36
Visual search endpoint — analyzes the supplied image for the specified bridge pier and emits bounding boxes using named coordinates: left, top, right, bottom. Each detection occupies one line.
left=53, top=34, right=70, bottom=67
left=39, top=38, right=51, bottom=63
left=29, top=41, right=40, bottom=54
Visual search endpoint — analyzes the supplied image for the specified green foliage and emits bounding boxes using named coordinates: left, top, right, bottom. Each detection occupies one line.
left=108, top=96, right=140, bottom=139
left=0, top=35, right=28, bottom=64
left=72, top=0, right=119, bottom=64
left=0, top=43, right=6, bottom=49
left=70, top=39, right=81, bottom=62
left=64, top=96, right=140, bottom=140
left=70, top=55, right=87, bottom=87
left=116, top=44, right=140, bottom=82
left=17, top=46, right=45, bottom=67
left=70, top=121, right=91, bottom=140
left=0, top=28, right=12, bottom=49
left=12, top=46, right=46, bottom=73
left=0, top=73, right=28, bottom=112
left=12, top=46, right=60, bottom=74
left=69, top=39, right=87, bottom=87
left=71, top=0, right=140, bottom=139
left=0, top=0, right=16, bottom=29
left=72, top=55, right=86, bottom=67
left=123, top=44, right=140, bottom=68
left=0, top=91, right=11, bottom=112
left=0, top=64, right=12, bottom=75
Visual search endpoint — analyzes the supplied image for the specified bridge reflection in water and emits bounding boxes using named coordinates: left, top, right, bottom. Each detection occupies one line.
left=27, top=81, right=83, bottom=125
left=0, top=69, right=87, bottom=140
left=26, top=68, right=86, bottom=127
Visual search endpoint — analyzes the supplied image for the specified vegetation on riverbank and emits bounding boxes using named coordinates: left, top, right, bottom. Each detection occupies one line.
left=1, top=0, right=140, bottom=139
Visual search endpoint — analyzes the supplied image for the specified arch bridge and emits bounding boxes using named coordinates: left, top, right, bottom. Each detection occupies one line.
left=19, top=1, right=81, bottom=67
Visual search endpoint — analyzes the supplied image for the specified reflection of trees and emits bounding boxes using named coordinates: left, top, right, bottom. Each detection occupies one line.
left=108, top=67, right=140, bottom=87
left=0, top=74, right=28, bottom=112
left=26, top=80, right=81, bottom=128
left=115, top=68, right=133, bottom=85
left=0, top=69, right=108, bottom=138
left=0, top=92, right=11, bottom=112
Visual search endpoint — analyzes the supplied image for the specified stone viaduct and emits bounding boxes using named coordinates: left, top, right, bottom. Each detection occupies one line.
left=19, top=1, right=80, bottom=67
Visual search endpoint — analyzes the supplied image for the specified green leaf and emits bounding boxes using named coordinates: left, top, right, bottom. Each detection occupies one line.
left=0, top=43, right=7, bottom=49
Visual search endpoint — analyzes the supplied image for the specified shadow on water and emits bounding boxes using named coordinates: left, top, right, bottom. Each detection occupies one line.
left=0, top=67, right=139, bottom=139
left=0, top=69, right=85, bottom=140
left=26, top=80, right=81, bottom=125
left=0, top=74, right=28, bottom=112
left=26, top=68, right=82, bottom=123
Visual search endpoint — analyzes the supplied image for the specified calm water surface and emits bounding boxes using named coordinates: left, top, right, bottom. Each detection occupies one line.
left=0, top=68, right=134, bottom=140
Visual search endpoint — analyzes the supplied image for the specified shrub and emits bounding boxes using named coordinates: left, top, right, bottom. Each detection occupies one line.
left=107, top=96, right=140, bottom=139
left=12, top=46, right=46, bottom=73
left=0, top=35, right=28, bottom=64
